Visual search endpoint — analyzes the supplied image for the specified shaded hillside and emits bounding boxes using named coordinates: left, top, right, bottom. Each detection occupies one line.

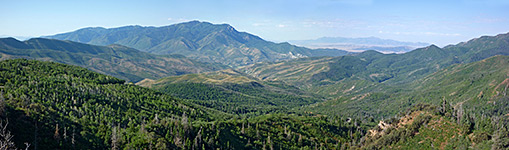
left=0, top=59, right=368, bottom=149
left=242, top=44, right=457, bottom=88
left=242, top=32, right=509, bottom=88
left=44, top=21, right=349, bottom=66
left=240, top=33, right=509, bottom=120
left=0, top=59, right=228, bottom=149
left=0, top=37, right=226, bottom=82
left=137, top=69, right=323, bottom=116
left=298, top=55, right=509, bottom=121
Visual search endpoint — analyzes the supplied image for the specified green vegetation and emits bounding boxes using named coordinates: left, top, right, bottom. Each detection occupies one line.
left=299, top=55, right=509, bottom=120
left=1, top=23, right=509, bottom=149
left=44, top=21, right=349, bottom=67
left=358, top=103, right=509, bottom=150
left=0, top=59, right=225, bottom=149
left=240, top=56, right=337, bottom=88
left=138, top=69, right=323, bottom=116
left=243, top=32, right=509, bottom=88
left=0, top=37, right=227, bottom=82
left=0, top=59, right=368, bottom=149
left=241, top=33, right=509, bottom=120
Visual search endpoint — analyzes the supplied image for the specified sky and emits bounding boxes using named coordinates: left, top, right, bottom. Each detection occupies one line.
left=1, top=0, right=509, bottom=46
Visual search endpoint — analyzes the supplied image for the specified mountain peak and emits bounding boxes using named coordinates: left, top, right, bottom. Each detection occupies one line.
left=80, top=27, right=107, bottom=30
left=181, top=20, right=203, bottom=24
left=0, top=37, right=30, bottom=49
left=427, top=44, right=440, bottom=49
left=177, top=20, right=237, bottom=32
left=356, top=49, right=384, bottom=57
left=0, top=37, right=18, bottom=41
left=221, top=23, right=236, bottom=31
left=27, top=37, right=78, bottom=45
left=25, top=38, right=58, bottom=44
left=362, top=49, right=383, bottom=54
left=43, top=21, right=348, bottom=66
left=177, top=20, right=218, bottom=27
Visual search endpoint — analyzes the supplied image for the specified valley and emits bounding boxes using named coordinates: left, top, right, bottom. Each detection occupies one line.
left=0, top=21, right=508, bottom=149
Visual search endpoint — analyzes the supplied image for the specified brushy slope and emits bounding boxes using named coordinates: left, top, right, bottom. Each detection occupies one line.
left=0, top=37, right=226, bottom=82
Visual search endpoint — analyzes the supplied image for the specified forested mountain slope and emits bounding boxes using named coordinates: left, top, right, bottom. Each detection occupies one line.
left=44, top=21, right=349, bottom=66
left=4, top=21, right=509, bottom=150
left=242, top=33, right=509, bottom=88
left=137, top=69, right=323, bottom=116
left=298, top=55, right=509, bottom=121
left=240, top=33, right=509, bottom=118
left=0, top=59, right=371, bottom=149
left=242, top=32, right=509, bottom=86
left=358, top=104, right=509, bottom=150
left=0, top=37, right=226, bottom=82
left=0, top=59, right=227, bottom=149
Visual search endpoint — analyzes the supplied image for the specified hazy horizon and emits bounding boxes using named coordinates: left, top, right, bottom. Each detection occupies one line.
left=1, top=0, right=509, bottom=46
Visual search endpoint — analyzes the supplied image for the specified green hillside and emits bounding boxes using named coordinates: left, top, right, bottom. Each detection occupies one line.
left=137, top=69, right=323, bottom=116
left=297, top=55, right=509, bottom=121
left=4, top=21, right=509, bottom=150
left=241, top=56, right=337, bottom=88
left=0, top=59, right=226, bottom=149
left=44, top=21, right=349, bottom=67
left=240, top=33, right=509, bottom=118
left=0, top=37, right=226, bottom=82
left=242, top=33, right=509, bottom=87
left=130, top=33, right=509, bottom=149
left=0, top=59, right=372, bottom=149
left=358, top=104, right=509, bottom=150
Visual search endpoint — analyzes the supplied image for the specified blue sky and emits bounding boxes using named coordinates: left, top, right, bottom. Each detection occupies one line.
left=1, top=0, right=508, bottom=46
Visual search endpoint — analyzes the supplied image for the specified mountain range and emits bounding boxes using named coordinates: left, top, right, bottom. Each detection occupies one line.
left=44, top=21, right=349, bottom=67
left=241, top=32, right=509, bottom=118
left=0, top=37, right=226, bottom=82
left=1, top=20, right=509, bottom=149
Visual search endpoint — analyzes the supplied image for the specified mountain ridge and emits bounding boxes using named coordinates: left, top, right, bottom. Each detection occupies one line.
left=2, top=24, right=509, bottom=150
left=43, top=21, right=350, bottom=66
left=242, top=32, right=509, bottom=88
left=0, top=37, right=227, bottom=82
left=240, top=32, right=509, bottom=119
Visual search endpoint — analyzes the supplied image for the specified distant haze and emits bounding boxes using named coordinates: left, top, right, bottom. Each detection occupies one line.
left=290, top=37, right=430, bottom=53
left=1, top=1, right=509, bottom=47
